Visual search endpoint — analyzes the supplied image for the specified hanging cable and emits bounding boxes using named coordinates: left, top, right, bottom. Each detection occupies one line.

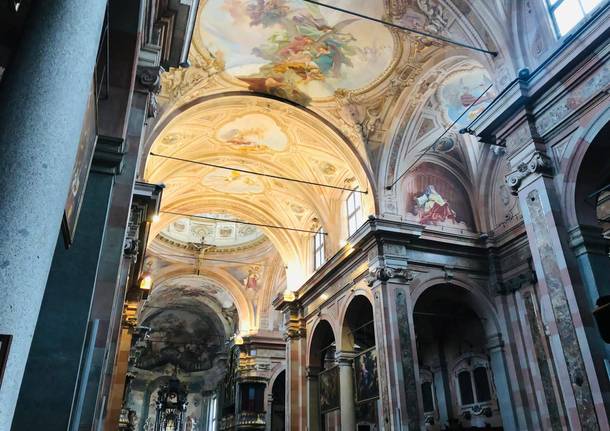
left=301, top=0, right=498, bottom=57
left=160, top=210, right=327, bottom=235
left=151, top=252, right=271, bottom=267
left=386, top=83, right=494, bottom=190
left=149, top=152, right=367, bottom=194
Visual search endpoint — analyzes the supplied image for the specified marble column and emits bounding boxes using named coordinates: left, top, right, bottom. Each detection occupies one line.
left=306, top=366, right=321, bottom=431
left=486, top=334, right=518, bottom=431
left=433, top=340, right=452, bottom=425
left=506, top=148, right=610, bottom=430
left=336, top=352, right=356, bottom=431
left=0, top=1, right=107, bottom=428
left=283, top=303, right=306, bottom=431
left=370, top=275, right=423, bottom=430
left=265, top=393, right=273, bottom=431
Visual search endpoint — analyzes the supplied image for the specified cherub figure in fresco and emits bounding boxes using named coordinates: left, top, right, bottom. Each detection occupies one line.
left=238, top=0, right=361, bottom=105
left=413, top=185, right=457, bottom=225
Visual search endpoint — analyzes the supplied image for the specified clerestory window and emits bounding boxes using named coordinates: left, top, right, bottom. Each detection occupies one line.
left=546, top=0, right=606, bottom=36
left=313, top=227, right=325, bottom=270
left=346, top=189, right=363, bottom=238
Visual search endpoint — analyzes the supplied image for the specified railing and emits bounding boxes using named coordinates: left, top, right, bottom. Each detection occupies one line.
left=235, top=411, right=266, bottom=427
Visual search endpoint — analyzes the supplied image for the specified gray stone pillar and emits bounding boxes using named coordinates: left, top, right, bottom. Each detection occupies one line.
left=0, top=1, right=107, bottom=429
left=11, top=170, right=114, bottom=431
left=337, top=352, right=356, bottom=431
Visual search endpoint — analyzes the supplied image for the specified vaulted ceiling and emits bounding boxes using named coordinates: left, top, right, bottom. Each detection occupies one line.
left=140, top=0, right=520, bottom=338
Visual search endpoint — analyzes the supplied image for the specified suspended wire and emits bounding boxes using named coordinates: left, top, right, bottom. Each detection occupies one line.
left=150, top=152, right=367, bottom=194
left=160, top=210, right=327, bottom=235
left=386, top=83, right=494, bottom=189
left=301, top=0, right=498, bottom=57
left=152, top=252, right=271, bottom=267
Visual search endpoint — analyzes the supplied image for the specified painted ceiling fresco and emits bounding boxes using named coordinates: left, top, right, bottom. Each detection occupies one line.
left=150, top=277, right=236, bottom=309
left=437, top=68, right=496, bottom=127
left=199, top=0, right=393, bottom=104
left=161, top=214, right=265, bottom=248
left=137, top=309, right=225, bottom=372
left=217, top=113, right=288, bottom=151
left=402, top=162, right=474, bottom=231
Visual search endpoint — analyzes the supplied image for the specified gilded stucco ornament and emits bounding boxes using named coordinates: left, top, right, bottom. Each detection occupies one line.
left=505, top=151, right=553, bottom=194
left=159, top=45, right=225, bottom=102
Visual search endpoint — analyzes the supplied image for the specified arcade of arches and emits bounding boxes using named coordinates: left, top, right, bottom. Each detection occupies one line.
left=1, top=1, right=610, bottom=431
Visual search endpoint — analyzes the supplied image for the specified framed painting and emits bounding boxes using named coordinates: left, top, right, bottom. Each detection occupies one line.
left=354, top=347, right=379, bottom=403
left=319, top=365, right=339, bottom=413
left=62, top=80, right=98, bottom=247
left=0, top=334, right=12, bottom=389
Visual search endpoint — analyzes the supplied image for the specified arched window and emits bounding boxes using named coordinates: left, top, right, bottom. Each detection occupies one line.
left=546, top=0, right=605, bottom=36
left=453, top=356, right=494, bottom=408
left=313, top=227, right=325, bottom=270
left=346, top=189, right=363, bottom=237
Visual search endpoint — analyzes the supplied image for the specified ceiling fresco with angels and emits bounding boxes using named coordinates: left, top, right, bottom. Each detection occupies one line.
left=199, top=0, right=395, bottom=105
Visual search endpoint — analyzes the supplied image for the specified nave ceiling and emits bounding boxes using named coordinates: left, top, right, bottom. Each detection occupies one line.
left=139, top=0, right=531, bottom=340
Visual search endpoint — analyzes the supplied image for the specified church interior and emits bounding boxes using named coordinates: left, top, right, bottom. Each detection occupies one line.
left=0, top=0, right=610, bottom=430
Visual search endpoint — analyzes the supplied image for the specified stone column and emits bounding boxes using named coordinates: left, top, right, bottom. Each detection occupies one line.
left=11, top=169, right=115, bottom=431
left=0, top=1, right=107, bottom=428
left=283, top=302, right=306, bottom=431
left=506, top=146, right=610, bottom=429
left=336, top=352, right=356, bottom=431
left=306, top=366, right=321, bottom=431
left=486, top=334, right=518, bottom=431
left=265, top=393, right=273, bottom=431
left=433, top=339, right=452, bottom=425
left=369, top=269, right=423, bottom=430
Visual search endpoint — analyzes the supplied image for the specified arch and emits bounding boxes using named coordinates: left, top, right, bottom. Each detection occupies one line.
left=397, top=160, right=478, bottom=231
left=149, top=272, right=252, bottom=333
left=411, top=279, right=518, bottom=430
left=411, top=274, right=501, bottom=338
left=339, top=293, right=376, bottom=352
left=142, top=91, right=379, bottom=214
left=560, top=105, right=610, bottom=228
left=307, top=318, right=338, bottom=369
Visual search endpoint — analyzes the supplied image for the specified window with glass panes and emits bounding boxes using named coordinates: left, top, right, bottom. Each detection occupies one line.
left=314, top=227, right=325, bottom=270
left=456, top=366, right=492, bottom=406
left=546, top=0, right=605, bottom=36
left=346, top=189, right=363, bottom=237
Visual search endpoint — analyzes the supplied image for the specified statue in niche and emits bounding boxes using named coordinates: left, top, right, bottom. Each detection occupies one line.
left=413, top=185, right=457, bottom=225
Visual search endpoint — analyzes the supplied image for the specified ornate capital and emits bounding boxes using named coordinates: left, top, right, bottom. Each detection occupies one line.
left=283, top=304, right=305, bottom=340
left=366, top=265, right=413, bottom=286
left=505, top=151, right=553, bottom=193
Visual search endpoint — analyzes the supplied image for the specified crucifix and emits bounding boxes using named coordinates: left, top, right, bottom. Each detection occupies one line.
left=188, top=235, right=214, bottom=275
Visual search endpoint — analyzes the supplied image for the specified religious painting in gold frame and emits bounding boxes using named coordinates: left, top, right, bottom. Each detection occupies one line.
left=319, top=365, right=339, bottom=413
left=62, top=80, right=97, bottom=247
left=354, top=347, right=379, bottom=403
